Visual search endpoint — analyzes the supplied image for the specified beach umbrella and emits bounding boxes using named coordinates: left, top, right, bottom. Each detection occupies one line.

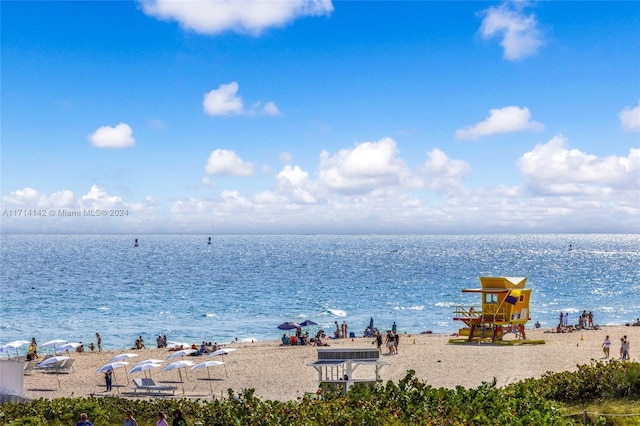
left=54, top=342, right=82, bottom=354
left=96, top=361, right=130, bottom=388
left=163, top=360, right=195, bottom=394
left=110, top=353, right=139, bottom=363
left=1, top=340, right=30, bottom=359
left=277, top=322, right=301, bottom=331
left=299, top=320, right=318, bottom=327
left=41, top=339, right=68, bottom=351
left=191, top=360, right=224, bottom=394
left=128, top=362, right=162, bottom=378
left=38, top=355, right=70, bottom=388
left=167, top=349, right=197, bottom=359
left=134, top=359, right=165, bottom=367
left=38, top=355, right=70, bottom=367
left=209, top=348, right=237, bottom=377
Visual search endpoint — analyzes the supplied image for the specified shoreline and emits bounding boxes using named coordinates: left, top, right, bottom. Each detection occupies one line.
left=8, top=325, right=638, bottom=402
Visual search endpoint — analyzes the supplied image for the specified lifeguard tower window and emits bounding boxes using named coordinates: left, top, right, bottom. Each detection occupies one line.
left=485, top=294, right=498, bottom=303
left=520, top=295, right=524, bottom=302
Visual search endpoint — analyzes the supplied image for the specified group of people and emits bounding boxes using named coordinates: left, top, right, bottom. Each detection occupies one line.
left=156, top=335, right=168, bottom=348
left=602, top=335, right=631, bottom=360
left=557, top=310, right=597, bottom=332
left=76, top=409, right=187, bottom=426
left=334, top=321, right=349, bottom=339
left=371, top=322, right=400, bottom=355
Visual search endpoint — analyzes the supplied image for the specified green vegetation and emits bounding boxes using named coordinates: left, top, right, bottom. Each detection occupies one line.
left=1, top=361, right=638, bottom=426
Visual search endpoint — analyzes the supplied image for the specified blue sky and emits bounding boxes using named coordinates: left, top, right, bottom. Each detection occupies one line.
left=1, top=0, right=639, bottom=234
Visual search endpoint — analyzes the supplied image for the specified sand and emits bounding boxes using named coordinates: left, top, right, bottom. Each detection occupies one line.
left=14, top=326, right=640, bottom=402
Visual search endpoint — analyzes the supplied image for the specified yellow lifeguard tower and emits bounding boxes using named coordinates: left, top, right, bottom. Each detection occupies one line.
left=451, top=277, right=543, bottom=344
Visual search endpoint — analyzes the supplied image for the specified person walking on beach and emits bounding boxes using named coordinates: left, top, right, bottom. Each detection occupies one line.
left=172, top=410, right=187, bottom=426
left=104, top=369, right=113, bottom=392
left=77, top=413, right=93, bottom=426
left=124, top=410, right=138, bottom=426
left=620, top=337, right=629, bottom=360
left=394, top=331, right=400, bottom=354
left=156, top=412, right=168, bottom=426
left=373, top=331, right=383, bottom=351
left=563, top=312, right=569, bottom=327
left=96, top=333, right=102, bottom=352
left=602, top=335, right=611, bottom=358
left=385, top=330, right=395, bottom=355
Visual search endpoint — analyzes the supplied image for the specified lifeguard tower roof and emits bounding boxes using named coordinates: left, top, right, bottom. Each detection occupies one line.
left=462, top=277, right=527, bottom=293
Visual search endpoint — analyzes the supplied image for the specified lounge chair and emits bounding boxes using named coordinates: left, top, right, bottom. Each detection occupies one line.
left=38, top=359, right=66, bottom=373
left=23, top=361, right=37, bottom=375
left=132, top=378, right=177, bottom=396
left=58, top=358, right=75, bottom=373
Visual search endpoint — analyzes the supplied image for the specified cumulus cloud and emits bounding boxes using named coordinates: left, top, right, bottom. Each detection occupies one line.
left=517, top=134, right=640, bottom=194
left=203, top=82, right=280, bottom=116
left=140, top=0, right=334, bottom=36
left=619, top=101, right=640, bottom=132
left=88, top=123, right=135, bottom=148
left=205, top=149, right=254, bottom=176
left=2, top=187, right=47, bottom=207
left=318, top=137, right=417, bottom=194
left=456, top=106, right=543, bottom=140
left=479, top=1, right=543, bottom=60
left=421, top=148, right=471, bottom=192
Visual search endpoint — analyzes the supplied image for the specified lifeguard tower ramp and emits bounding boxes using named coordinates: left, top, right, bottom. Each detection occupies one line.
left=307, top=348, right=389, bottom=394
left=451, top=277, right=544, bottom=345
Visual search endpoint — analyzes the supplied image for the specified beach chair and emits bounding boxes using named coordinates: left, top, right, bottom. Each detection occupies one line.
left=132, top=378, right=177, bottom=396
left=39, top=359, right=66, bottom=373
left=58, top=358, right=75, bottom=373
left=23, top=361, right=37, bottom=375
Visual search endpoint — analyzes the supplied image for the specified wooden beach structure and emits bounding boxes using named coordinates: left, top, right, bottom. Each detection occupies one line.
left=451, top=277, right=544, bottom=345
left=307, top=348, right=389, bottom=394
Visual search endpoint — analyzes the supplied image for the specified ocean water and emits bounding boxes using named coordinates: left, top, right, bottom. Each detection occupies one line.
left=1, top=234, right=638, bottom=351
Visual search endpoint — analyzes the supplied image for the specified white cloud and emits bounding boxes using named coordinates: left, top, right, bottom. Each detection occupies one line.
left=203, top=82, right=280, bottom=116
left=88, top=123, right=135, bottom=148
left=204, top=82, right=244, bottom=116
left=140, top=0, right=334, bottom=36
left=619, top=101, right=640, bottom=132
left=517, top=134, right=640, bottom=194
left=262, top=101, right=281, bottom=116
left=318, top=137, right=417, bottom=194
left=275, top=165, right=316, bottom=204
left=2, top=187, right=47, bottom=207
left=3, top=137, right=638, bottom=234
left=205, top=149, right=254, bottom=176
left=79, top=185, right=125, bottom=209
left=480, top=1, right=543, bottom=60
left=421, top=148, right=471, bottom=192
left=456, top=106, right=543, bottom=140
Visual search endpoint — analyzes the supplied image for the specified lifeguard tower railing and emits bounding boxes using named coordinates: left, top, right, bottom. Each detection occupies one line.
left=453, top=305, right=511, bottom=326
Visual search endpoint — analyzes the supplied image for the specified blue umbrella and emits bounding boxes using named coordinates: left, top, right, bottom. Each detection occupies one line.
left=299, top=320, right=317, bottom=327
left=277, top=322, right=301, bottom=330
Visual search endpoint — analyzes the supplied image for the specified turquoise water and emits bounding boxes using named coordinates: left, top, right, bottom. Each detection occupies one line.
left=1, top=234, right=638, bottom=350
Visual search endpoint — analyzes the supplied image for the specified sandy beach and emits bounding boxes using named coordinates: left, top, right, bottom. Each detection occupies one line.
left=12, top=326, right=639, bottom=402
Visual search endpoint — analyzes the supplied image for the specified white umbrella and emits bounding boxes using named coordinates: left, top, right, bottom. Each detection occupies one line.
left=38, top=355, right=70, bottom=388
left=133, top=359, right=165, bottom=367
left=167, top=349, right=197, bottom=359
left=1, top=340, right=30, bottom=358
left=209, top=348, right=237, bottom=377
left=191, top=360, right=224, bottom=394
left=96, top=361, right=130, bottom=388
left=41, top=339, right=68, bottom=349
left=110, top=353, right=139, bottom=362
left=54, top=342, right=82, bottom=354
left=163, top=360, right=195, bottom=394
left=128, top=362, right=162, bottom=378
left=39, top=355, right=70, bottom=367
